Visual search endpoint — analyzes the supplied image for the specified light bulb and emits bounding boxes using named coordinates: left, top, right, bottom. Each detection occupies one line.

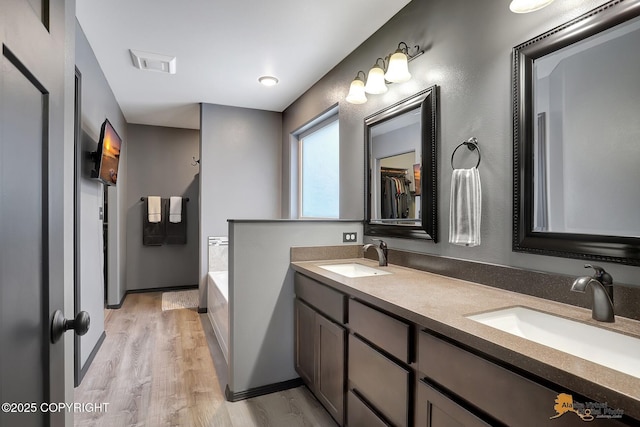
left=384, top=51, right=411, bottom=83
left=346, top=78, right=367, bottom=104
left=364, top=65, right=387, bottom=94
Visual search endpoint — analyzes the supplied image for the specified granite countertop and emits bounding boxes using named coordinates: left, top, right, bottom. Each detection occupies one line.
left=290, top=258, right=640, bottom=421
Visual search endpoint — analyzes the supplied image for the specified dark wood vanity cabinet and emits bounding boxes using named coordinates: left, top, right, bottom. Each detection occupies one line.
left=417, top=331, right=631, bottom=427
left=293, top=298, right=315, bottom=386
left=347, top=390, right=390, bottom=427
left=348, top=299, right=412, bottom=427
left=294, top=271, right=637, bottom=427
left=315, top=311, right=346, bottom=423
left=415, top=380, right=490, bottom=427
left=349, top=334, right=410, bottom=426
left=294, top=274, right=347, bottom=426
left=294, top=273, right=412, bottom=427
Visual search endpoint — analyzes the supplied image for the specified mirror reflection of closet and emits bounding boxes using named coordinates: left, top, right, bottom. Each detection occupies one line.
left=371, top=106, right=421, bottom=224
left=380, top=154, right=418, bottom=220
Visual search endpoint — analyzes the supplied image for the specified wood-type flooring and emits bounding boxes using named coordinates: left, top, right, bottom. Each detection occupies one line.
left=74, top=292, right=335, bottom=427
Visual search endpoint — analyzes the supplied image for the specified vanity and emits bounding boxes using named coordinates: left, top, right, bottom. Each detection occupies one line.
left=288, top=1, right=640, bottom=425
left=291, top=258, right=640, bottom=426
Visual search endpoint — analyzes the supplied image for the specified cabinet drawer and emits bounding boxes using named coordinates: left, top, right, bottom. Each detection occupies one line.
left=349, top=299, right=411, bottom=363
left=295, top=273, right=346, bottom=324
left=349, top=334, right=410, bottom=427
left=348, top=390, right=389, bottom=427
left=418, top=331, right=628, bottom=427
left=416, top=380, right=490, bottom=427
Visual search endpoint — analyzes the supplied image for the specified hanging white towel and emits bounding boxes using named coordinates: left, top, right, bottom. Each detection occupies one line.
left=449, top=167, right=481, bottom=247
left=169, top=196, right=182, bottom=223
left=147, top=196, right=162, bottom=223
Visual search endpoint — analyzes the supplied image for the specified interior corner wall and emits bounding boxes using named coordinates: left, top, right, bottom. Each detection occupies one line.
left=228, top=220, right=363, bottom=394
left=281, top=0, right=639, bottom=287
left=124, top=124, right=200, bottom=291
left=199, top=103, right=282, bottom=309
left=75, top=20, right=128, bottom=366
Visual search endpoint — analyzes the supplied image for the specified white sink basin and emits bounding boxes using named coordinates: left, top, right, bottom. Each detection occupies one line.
left=467, top=306, right=640, bottom=379
left=319, top=263, right=392, bottom=278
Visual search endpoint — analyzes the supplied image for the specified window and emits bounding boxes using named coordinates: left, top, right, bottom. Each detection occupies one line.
left=298, top=116, right=339, bottom=218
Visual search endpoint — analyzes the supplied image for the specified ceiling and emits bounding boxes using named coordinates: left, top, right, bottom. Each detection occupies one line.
left=76, top=0, right=411, bottom=130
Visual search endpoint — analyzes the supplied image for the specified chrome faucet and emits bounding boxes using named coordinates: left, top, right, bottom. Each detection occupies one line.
left=570, top=264, right=615, bottom=322
left=363, top=239, right=388, bottom=266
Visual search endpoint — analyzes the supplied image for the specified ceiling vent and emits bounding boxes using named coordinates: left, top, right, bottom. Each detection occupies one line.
left=129, top=49, right=176, bottom=74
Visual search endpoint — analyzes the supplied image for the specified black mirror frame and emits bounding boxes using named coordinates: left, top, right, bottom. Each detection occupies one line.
left=513, top=0, right=640, bottom=265
left=365, top=85, right=438, bottom=242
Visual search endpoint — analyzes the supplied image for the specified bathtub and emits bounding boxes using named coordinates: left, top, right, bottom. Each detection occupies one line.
left=207, top=271, right=229, bottom=364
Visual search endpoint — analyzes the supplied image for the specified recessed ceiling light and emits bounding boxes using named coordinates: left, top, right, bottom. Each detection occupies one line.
left=258, top=76, right=279, bottom=87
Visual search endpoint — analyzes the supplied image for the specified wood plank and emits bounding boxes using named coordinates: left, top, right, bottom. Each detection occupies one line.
left=75, top=292, right=335, bottom=427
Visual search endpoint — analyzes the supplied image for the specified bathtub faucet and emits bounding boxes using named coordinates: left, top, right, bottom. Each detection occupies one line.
left=363, top=239, right=388, bottom=267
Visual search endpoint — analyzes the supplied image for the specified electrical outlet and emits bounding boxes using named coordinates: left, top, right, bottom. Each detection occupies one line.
left=343, top=232, right=358, bottom=243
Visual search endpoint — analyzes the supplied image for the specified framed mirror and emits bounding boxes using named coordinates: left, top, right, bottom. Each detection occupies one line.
left=513, top=0, right=640, bottom=265
left=365, top=86, right=438, bottom=241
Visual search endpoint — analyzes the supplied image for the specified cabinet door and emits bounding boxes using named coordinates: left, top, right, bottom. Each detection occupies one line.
left=416, top=380, right=490, bottom=427
left=294, top=299, right=315, bottom=387
left=316, top=313, right=346, bottom=426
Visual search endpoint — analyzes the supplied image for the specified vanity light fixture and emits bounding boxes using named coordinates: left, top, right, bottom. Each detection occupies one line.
left=346, top=71, right=368, bottom=104
left=509, top=0, right=554, bottom=13
left=346, top=41, right=423, bottom=104
left=258, top=75, right=279, bottom=87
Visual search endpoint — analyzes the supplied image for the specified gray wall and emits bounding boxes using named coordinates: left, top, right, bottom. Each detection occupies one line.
left=199, top=104, right=282, bottom=308
left=75, top=21, right=128, bottom=366
left=125, top=124, right=200, bottom=290
left=282, top=0, right=640, bottom=287
left=228, top=220, right=363, bottom=394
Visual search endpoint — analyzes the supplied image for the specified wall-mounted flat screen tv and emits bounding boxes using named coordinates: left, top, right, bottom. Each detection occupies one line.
left=91, top=118, right=122, bottom=186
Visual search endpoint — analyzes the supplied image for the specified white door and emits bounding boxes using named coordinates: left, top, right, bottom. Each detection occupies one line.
left=1, top=0, right=72, bottom=426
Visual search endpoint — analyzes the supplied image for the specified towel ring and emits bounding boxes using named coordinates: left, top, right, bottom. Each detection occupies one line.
left=451, top=137, right=481, bottom=169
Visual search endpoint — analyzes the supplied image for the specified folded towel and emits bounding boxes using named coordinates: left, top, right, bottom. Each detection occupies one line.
left=449, top=167, right=481, bottom=247
left=147, top=196, right=162, bottom=223
left=169, top=196, right=182, bottom=223
left=166, top=198, right=187, bottom=245
left=143, top=198, right=166, bottom=245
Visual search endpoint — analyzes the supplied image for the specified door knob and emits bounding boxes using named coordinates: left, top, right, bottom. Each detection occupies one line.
left=50, top=310, right=90, bottom=343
